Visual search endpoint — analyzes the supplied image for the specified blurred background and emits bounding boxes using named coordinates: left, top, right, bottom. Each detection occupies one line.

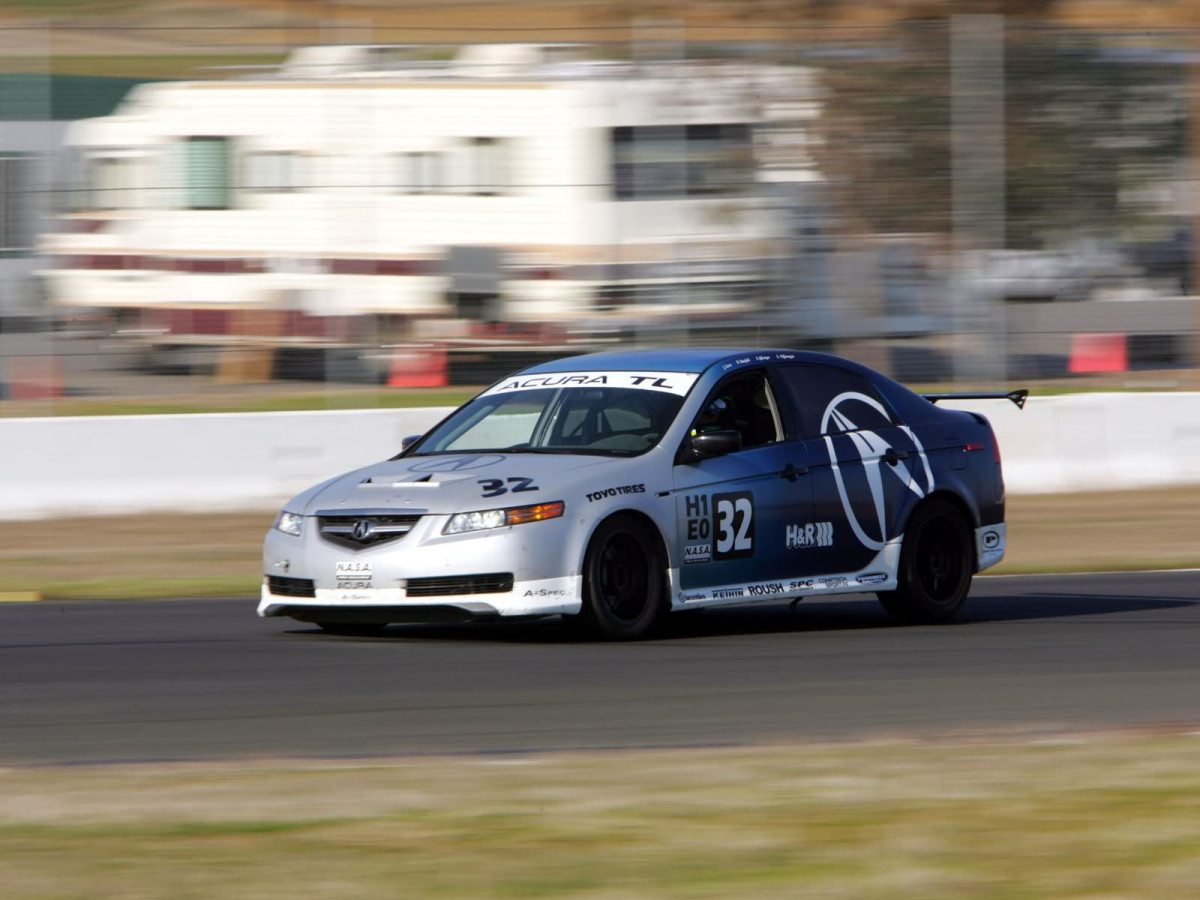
left=2, top=0, right=1199, bottom=411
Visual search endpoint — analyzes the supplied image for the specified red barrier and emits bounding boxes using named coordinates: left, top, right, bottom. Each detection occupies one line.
left=6, top=356, right=64, bottom=401
left=387, top=346, right=447, bottom=388
left=1068, top=332, right=1128, bottom=374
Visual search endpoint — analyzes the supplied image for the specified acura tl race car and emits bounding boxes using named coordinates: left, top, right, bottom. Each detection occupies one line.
left=259, top=349, right=1025, bottom=639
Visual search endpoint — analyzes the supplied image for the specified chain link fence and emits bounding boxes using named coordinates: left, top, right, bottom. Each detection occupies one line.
left=1, top=14, right=1197, bottom=406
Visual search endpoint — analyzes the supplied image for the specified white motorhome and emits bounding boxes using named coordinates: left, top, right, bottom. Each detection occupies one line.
left=40, top=44, right=819, bottom=348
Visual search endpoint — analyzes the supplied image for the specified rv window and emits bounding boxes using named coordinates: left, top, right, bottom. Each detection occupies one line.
left=612, top=124, right=753, bottom=200
left=0, top=154, right=35, bottom=253
left=244, top=151, right=303, bottom=193
left=183, top=137, right=232, bottom=210
left=397, top=151, right=441, bottom=194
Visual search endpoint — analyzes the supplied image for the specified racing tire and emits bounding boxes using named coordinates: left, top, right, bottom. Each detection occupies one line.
left=877, top=498, right=973, bottom=624
left=580, top=514, right=666, bottom=640
left=314, top=622, right=389, bottom=636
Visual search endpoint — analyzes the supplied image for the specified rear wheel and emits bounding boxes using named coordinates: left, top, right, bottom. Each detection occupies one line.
left=580, top=515, right=665, bottom=640
left=877, top=498, right=973, bottom=624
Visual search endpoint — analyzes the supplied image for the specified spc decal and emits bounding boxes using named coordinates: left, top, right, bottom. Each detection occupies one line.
left=821, top=392, right=934, bottom=551
left=712, top=491, right=754, bottom=560
left=481, top=371, right=698, bottom=398
left=585, top=483, right=645, bottom=503
left=786, top=521, right=833, bottom=549
left=683, top=543, right=711, bottom=564
left=478, top=477, right=539, bottom=498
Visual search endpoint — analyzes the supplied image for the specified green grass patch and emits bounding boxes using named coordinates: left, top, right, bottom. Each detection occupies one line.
left=0, top=53, right=288, bottom=78
left=12, top=575, right=260, bottom=601
left=2, top=736, right=1200, bottom=898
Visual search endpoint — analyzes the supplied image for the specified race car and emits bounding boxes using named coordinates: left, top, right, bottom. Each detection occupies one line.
left=259, top=348, right=1024, bottom=639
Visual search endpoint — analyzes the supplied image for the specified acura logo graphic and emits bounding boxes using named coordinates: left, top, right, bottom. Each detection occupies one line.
left=408, top=454, right=505, bottom=473
left=821, top=392, right=935, bottom=551
left=352, top=519, right=373, bottom=541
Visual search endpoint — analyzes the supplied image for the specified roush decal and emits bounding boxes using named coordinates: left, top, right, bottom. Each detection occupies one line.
left=481, top=371, right=698, bottom=397
left=786, top=521, right=833, bottom=549
left=712, top=491, right=754, bottom=560
left=821, top=391, right=934, bottom=551
left=747, top=581, right=786, bottom=596
left=586, top=483, right=645, bottom=503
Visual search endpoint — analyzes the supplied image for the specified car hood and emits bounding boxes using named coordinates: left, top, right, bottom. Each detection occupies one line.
left=291, top=452, right=626, bottom=516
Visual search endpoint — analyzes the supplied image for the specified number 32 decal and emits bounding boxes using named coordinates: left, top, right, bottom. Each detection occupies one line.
left=479, top=477, right=539, bottom=498
left=712, top=491, right=754, bottom=560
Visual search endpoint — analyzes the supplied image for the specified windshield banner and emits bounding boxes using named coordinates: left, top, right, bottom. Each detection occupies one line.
left=482, top=371, right=699, bottom=397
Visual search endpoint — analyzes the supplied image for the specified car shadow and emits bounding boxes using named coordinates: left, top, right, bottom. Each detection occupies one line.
left=284, top=590, right=1197, bottom=645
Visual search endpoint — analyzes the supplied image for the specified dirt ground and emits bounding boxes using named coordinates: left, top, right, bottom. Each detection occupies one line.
left=2, top=485, right=1196, bottom=600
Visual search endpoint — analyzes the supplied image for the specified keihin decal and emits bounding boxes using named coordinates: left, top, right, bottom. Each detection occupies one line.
left=821, top=392, right=935, bottom=551
left=712, top=587, right=745, bottom=600
left=786, top=522, right=833, bottom=549
left=482, top=371, right=698, bottom=397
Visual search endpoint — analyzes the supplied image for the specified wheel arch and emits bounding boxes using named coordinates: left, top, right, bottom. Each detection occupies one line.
left=905, top=489, right=979, bottom=571
left=577, top=508, right=672, bottom=590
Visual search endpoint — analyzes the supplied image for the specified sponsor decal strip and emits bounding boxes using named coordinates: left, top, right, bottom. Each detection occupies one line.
left=678, top=570, right=895, bottom=604
left=482, top=371, right=699, bottom=397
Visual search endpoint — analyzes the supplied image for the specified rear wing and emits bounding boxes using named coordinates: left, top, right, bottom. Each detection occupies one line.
left=921, top=389, right=1028, bottom=410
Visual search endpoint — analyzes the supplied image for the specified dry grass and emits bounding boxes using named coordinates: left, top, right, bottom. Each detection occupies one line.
left=1, top=733, right=1200, bottom=898
left=0, top=485, right=1196, bottom=600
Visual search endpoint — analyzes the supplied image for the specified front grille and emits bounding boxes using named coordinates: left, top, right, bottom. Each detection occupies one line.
left=406, top=573, right=514, bottom=597
left=268, top=576, right=316, bottom=598
left=318, top=512, right=421, bottom=549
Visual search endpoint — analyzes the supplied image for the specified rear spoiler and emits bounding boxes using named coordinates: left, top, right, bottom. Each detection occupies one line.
left=922, top=389, right=1028, bottom=410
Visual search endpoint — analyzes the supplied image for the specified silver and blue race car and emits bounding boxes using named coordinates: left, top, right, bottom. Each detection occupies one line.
left=259, top=349, right=1025, bottom=639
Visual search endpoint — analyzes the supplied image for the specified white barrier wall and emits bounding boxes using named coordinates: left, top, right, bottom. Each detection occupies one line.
left=0, top=407, right=453, bottom=521
left=2, top=393, right=1199, bottom=520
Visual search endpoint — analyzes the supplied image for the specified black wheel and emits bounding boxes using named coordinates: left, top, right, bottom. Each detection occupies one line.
left=580, top=514, right=666, bottom=640
left=877, top=498, right=973, bottom=624
left=314, top=621, right=388, bottom=636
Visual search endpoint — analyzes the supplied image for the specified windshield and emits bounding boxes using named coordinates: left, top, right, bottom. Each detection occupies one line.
left=408, top=374, right=696, bottom=457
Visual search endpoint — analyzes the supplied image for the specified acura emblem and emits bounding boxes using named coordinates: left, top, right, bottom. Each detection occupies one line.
left=352, top=519, right=373, bottom=541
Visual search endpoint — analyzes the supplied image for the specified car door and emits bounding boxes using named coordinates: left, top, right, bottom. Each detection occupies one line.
left=672, top=369, right=813, bottom=596
left=771, top=363, right=932, bottom=579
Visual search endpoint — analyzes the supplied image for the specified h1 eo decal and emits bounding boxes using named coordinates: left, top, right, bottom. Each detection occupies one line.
left=821, top=392, right=934, bottom=551
left=712, top=491, right=754, bottom=560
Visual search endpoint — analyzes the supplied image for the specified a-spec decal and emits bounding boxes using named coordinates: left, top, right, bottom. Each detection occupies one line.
left=820, top=392, right=934, bottom=551
left=481, top=371, right=699, bottom=398
left=585, top=483, right=645, bottom=503
left=786, top=521, right=833, bottom=549
left=478, top=477, right=539, bottom=498
left=712, top=491, right=754, bottom=560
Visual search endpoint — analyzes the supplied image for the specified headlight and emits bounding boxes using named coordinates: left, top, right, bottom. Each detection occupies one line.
left=443, top=501, right=565, bottom=535
left=275, top=510, right=304, bottom=537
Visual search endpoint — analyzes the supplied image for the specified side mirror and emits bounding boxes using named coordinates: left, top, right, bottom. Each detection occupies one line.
left=401, top=434, right=423, bottom=452
left=688, top=429, right=742, bottom=459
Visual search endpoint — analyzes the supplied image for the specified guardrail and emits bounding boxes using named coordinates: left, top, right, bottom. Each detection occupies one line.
left=2, top=392, right=1198, bottom=520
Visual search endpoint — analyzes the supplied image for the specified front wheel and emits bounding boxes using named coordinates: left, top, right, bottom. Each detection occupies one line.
left=579, top=515, right=666, bottom=640
left=877, top=498, right=973, bottom=624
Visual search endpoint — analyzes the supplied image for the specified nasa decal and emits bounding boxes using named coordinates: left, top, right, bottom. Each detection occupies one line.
left=821, top=392, right=934, bottom=551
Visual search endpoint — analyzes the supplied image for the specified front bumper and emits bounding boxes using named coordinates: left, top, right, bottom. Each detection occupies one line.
left=259, top=513, right=584, bottom=620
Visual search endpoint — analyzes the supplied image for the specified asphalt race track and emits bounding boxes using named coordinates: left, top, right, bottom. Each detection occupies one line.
left=1, top=571, right=1198, bottom=764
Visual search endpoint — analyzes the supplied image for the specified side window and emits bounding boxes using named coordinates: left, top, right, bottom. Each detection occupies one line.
left=773, top=365, right=895, bottom=439
left=689, top=371, right=783, bottom=451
